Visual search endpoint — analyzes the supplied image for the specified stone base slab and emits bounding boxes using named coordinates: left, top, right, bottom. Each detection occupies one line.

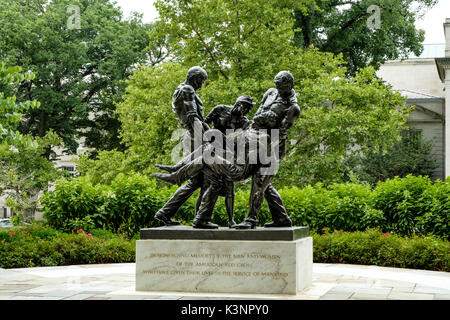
left=136, top=237, right=313, bottom=295
left=140, top=226, right=309, bottom=241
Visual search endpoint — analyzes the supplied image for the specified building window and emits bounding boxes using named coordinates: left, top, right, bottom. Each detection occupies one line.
left=61, top=166, right=76, bottom=177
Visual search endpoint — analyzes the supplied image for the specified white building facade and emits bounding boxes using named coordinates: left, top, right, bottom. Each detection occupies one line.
left=377, top=19, right=450, bottom=180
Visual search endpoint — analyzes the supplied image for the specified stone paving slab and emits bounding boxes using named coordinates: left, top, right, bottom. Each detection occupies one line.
left=0, top=263, right=448, bottom=300
left=319, top=292, right=353, bottom=300
left=387, top=292, right=434, bottom=300
left=314, top=264, right=450, bottom=291
left=63, top=293, right=97, bottom=300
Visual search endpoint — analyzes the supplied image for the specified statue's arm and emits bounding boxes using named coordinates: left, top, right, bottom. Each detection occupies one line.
left=182, top=85, right=207, bottom=132
left=204, top=106, right=221, bottom=125
left=254, top=90, right=271, bottom=117
left=280, top=104, right=300, bottom=138
left=251, top=173, right=273, bottom=204
left=240, top=117, right=252, bottom=130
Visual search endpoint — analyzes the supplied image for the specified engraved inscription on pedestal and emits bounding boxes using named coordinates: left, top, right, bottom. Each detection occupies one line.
left=136, top=237, right=312, bottom=295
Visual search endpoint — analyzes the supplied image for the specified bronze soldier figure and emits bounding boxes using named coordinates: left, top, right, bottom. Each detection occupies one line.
left=199, top=95, right=255, bottom=228
left=204, top=95, right=254, bottom=132
left=154, top=69, right=299, bottom=230
left=157, top=95, right=256, bottom=228
left=234, top=71, right=301, bottom=229
left=154, top=111, right=278, bottom=187
left=154, top=66, right=209, bottom=226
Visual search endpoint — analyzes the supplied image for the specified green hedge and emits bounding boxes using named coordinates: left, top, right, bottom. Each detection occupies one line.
left=42, top=174, right=163, bottom=237
left=313, top=229, right=450, bottom=272
left=41, top=173, right=449, bottom=239
left=0, top=223, right=135, bottom=268
left=1, top=224, right=448, bottom=271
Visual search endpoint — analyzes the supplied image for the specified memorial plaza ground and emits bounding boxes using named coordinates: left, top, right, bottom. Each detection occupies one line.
left=0, top=263, right=449, bottom=300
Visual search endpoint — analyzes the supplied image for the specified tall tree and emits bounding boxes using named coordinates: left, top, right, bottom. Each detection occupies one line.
left=0, top=63, right=39, bottom=143
left=113, top=0, right=410, bottom=186
left=342, top=128, right=437, bottom=184
left=0, top=0, right=153, bottom=154
left=0, top=62, right=61, bottom=221
left=293, top=0, right=438, bottom=75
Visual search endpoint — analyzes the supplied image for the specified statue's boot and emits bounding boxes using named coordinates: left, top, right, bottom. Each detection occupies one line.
left=232, top=217, right=257, bottom=229
left=228, top=219, right=237, bottom=229
left=153, top=172, right=179, bottom=185
left=264, top=216, right=292, bottom=228
left=192, top=219, right=219, bottom=229
left=154, top=210, right=181, bottom=226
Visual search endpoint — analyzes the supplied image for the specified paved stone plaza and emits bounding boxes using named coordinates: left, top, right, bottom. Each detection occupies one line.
left=0, top=263, right=449, bottom=300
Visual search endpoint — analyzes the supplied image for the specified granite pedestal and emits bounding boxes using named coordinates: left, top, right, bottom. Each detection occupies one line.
left=136, top=226, right=313, bottom=295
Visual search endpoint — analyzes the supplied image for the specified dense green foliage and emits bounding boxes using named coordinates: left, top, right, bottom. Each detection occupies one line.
left=0, top=222, right=135, bottom=268
left=0, top=63, right=40, bottom=143
left=0, top=0, right=153, bottom=153
left=293, top=0, right=437, bottom=75
left=42, top=174, right=449, bottom=240
left=1, top=223, right=447, bottom=271
left=105, top=0, right=411, bottom=188
left=1, top=0, right=434, bottom=193
left=342, top=128, right=437, bottom=184
left=371, top=175, right=432, bottom=236
left=0, top=63, right=62, bottom=220
left=115, top=61, right=409, bottom=189
left=41, top=173, right=164, bottom=238
left=68, top=0, right=419, bottom=188
left=313, top=229, right=449, bottom=272
left=0, top=132, right=62, bottom=221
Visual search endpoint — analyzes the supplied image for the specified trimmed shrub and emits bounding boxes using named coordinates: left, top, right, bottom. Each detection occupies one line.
left=41, top=173, right=449, bottom=239
left=371, top=175, right=432, bottom=236
left=418, top=180, right=450, bottom=240
left=0, top=223, right=135, bottom=268
left=275, top=183, right=384, bottom=234
left=313, top=229, right=450, bottom=272
left=42, top=176, right=111, bottom=232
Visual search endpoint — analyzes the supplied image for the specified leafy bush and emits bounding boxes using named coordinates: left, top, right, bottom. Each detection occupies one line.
left=42, top=173, right=198, bottom=237
left=372, top=175, right=432, bottom=236
left=313, top=229, right=449, bottom=272
left=107, top=173, right=160, bottom=236
left=418, top=180, right=450, bottom=239
left=42, top=173, right=449, bottom=239
left=341, top=128, right=437, bottom=185
left=0, top=223, right=135, bottom=268
left=42, top=176, right=111, bottom=232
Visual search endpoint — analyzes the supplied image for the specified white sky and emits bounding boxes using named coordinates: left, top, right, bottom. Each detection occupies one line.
left=114, top=0, right=158, bottom=22
left=115, top=0, right=450, bottom=44
left=415, top=0, right=450, bottom=43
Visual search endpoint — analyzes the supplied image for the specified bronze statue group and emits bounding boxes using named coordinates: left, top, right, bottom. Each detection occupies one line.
left=153, top=67, right=300, bottom=230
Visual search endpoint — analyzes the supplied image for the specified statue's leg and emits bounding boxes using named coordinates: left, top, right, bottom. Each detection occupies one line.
left=263, top=184, right=292, bottom=227
left=154, top=157, right=205, bottom=185
left=225, top=181, right=236, bottom=228
left=195, top=180, right=207, bottom=213
left=246, top=174, right=268, bottom=222
left=155, top=140, right=209, bottom=173
left=225, top=195, right=236, bottom=228
left=154, top=174, right=203, bottom=225
left=192, top=178, right=221, bottom=229
left=232, top=174, right=264, bottom=229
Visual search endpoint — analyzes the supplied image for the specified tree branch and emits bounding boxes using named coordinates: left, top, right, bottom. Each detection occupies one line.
left=184, top=4, right=229, bottom=80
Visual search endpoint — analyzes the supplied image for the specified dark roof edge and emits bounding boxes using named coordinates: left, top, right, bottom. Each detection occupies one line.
left=435, top=57, right=450, bottom=82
